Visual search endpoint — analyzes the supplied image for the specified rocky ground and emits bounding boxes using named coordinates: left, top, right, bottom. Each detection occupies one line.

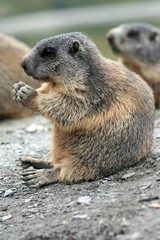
left=0, top=114, right=160, bottom=240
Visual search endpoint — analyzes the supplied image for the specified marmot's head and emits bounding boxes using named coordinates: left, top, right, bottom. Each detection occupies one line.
left=106, top=23, right=160, bottom=64
left=21, top=32, right=102, bottom=84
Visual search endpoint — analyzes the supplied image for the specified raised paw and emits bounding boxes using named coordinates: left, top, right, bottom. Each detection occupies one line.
left=12, top=81, right=37, bottom=106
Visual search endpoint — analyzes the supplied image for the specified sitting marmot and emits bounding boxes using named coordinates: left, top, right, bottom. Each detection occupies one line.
left=106, top=23, right=160, bottom=108
left=13, top=32, right=154, bottom=188
left=0, top=34, right=40, bottom=119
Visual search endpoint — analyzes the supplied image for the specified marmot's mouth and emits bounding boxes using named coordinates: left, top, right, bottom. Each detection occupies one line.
left=107, top=38, right=121, bottom=55
left=109, top=43, right=121, bottom=54
left=32, top=75, right=49, bottom=81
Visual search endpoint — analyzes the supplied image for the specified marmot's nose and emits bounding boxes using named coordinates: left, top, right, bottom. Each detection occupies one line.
left=106, top=32, right=115, bottom=44
left=21, top=60, right=26, bottom=70
left=21, top=60, right=31, bottom=75
left=21, top=60, right=32, bottom=76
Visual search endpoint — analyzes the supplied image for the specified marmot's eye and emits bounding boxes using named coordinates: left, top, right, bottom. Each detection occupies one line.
left=127, top=30, right=138, bottom=38
left=40, top=47, right=56, bottom=58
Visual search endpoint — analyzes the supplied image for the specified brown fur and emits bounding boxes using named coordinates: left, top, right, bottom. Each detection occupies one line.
left=0, top=34, right=40, bottom=119
left=13, top=32, right=155, bottom=188
left=123, top=59, right=160, bottom=109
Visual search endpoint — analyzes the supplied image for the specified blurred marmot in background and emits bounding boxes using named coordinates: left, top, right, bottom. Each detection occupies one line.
left=13, top=32, right=154, bottom=188
left=106, top=23, right=160, bottom=108
left=0, top=34, right=40, bottom=119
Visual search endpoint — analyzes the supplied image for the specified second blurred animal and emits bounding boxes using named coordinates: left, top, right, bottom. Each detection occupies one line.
left=106, top=23, right=160, bottom=108
left=0, top=34, right=40, bottom=119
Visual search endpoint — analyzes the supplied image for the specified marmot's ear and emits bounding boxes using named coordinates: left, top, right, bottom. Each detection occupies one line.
left=149, top=31, right=158, bottom=41
left=69, top=40, right=80, bottom=53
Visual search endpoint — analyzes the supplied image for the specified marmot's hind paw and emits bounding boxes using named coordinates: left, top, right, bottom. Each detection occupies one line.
left=20, top=157, right=52, bottom=169
left=22, top=168, right=59, bottom=188
left=22, top=168, right=45, bottom=188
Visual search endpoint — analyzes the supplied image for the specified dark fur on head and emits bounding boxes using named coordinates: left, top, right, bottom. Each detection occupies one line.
left=22, top=32, right=103, bottom=83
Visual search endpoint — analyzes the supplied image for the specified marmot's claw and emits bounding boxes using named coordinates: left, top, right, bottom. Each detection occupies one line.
left=12, top=88, right=23, bottom=102
left=13, top=82, right=25, bottom=91
left=22, top=169, right=46, bottom=188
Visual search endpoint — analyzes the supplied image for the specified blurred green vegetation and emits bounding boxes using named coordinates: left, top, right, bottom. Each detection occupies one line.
left=17, top=18, right=160, bottom=60
left=17, top=23, right=116, bottom=59
left=0, top=0, right=138, bottom=17
left=1, top=0, right=160, bottom=60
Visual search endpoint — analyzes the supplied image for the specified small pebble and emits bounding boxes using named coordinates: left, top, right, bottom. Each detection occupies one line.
left=100, top=178, right=112, bottom=183
left=21, top=209, right=27, bottom=217
left=72, top=214, right=88, bottom=219
left=28, top=208, right=38, bottom=214
left=126, top=232, right=142, bottom=240
left=140, top=183, right=152, bottom=190
left=25, top=124, right=44, bottom=133
left=149, top=203, right=160, bottom=209
left=0, top=204, right=8, bottom=211
left=0, top=189, right=5, bottom=194
left=40, top=214, right=45, bottom=219
left=4, top=188, right=17, bottom=197
left=1, top=214, right=12, bottom=221
left=77, top=196, right=91, bottom=205
left=121, top=218, right=130, bottom=227
left=122, top=172, right=136, bottom=180
left=24, top=198, right=32, bottom=203
left=116, top=231, right=142, bottom=240
left=138, top=194, right=159, bottom=202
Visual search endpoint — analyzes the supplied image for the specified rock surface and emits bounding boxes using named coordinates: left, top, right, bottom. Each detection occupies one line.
left=0, top=114, right=160, bottom=240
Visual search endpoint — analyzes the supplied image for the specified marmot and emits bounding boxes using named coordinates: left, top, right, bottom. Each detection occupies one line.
left=106, top=23, right=160, bottom=108
left=0, top=34, right=40, bottom=119
left=12, top=32, right=154, bottom=188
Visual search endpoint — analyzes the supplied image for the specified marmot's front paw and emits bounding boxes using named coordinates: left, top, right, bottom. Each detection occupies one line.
left=12, top=81, right=37, bottom=105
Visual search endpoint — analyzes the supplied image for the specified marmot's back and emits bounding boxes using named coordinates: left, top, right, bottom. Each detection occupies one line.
left=0, top=34, right=40, bottom=119
left=97, top=59, right=154, bottom=174
left=56, top=59, right=155, bottom=178
left=106, top=23, right=160, bottom=108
